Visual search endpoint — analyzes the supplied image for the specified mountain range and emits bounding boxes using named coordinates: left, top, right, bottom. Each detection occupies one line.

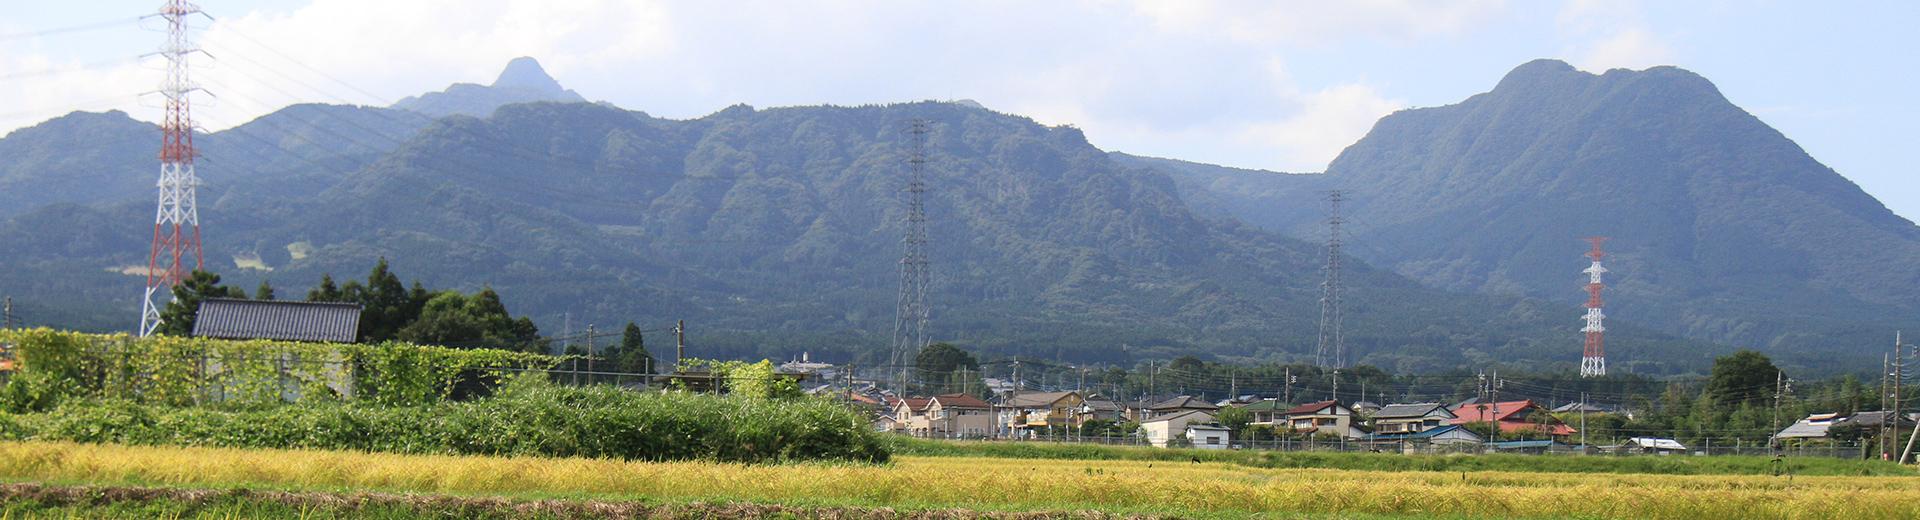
left=0, top=57, right=1899, bottom=375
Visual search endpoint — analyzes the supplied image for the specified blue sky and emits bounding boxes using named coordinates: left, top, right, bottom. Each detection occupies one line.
left=4, top=1, right=1915, bottom=217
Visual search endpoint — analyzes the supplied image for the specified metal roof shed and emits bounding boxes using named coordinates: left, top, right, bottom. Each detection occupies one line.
left=191, top=298, right=362, bottom=343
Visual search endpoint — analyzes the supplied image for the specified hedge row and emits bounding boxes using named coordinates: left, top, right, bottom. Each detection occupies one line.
left=0, top=377, right=888, bottom=464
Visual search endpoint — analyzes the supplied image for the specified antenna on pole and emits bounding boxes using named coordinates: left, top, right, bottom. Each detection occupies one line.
left=1315, top=190, right=1346, bottom=368
left=889, top=119, right=933, bottom=392
left=139, top=0, right=207, bottom=337
left=1580, top=237, right=1609, bottom=377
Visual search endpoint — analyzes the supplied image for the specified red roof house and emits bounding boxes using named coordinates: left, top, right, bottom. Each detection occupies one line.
left=1449, top=400, right=1577, bottom=437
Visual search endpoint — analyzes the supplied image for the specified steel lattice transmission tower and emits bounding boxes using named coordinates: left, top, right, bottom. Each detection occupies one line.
left=1315, top=190, right=1346, bottom=368
left=1580, top=237, right=1610, bottom=377
left=889, top=120, right=933, bottom=388
left=138, top=0, right=207, bottom=337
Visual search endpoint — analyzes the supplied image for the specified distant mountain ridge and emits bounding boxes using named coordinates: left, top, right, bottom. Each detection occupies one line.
left=392, top=57, right=588, bottom=118
left=0, top=58, right=1774, bottom=373
left=1159, top=59, right=1920, bottom=370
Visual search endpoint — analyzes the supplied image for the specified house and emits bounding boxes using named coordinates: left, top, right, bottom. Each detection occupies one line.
left=890, top=397, right=931, bottom=434
left=1623, top=437, right=1688, bottom=454
left=1238, top=399, right=1290, bottom=426
left=1449, top=400, right=1577, bottom=441
left=1774, top=411, right=1917, bottom=444
left=1550, top=402, right=1610, bottom=414
left=1284, top=400, right=1364, bottom=438
left=1145, top=395, right=1220, bottom=420
left=1076, top=396, right=1126, bottom=423
left=1141, top=410, right=1216, bottom=448
left=1371, top=403, right=1456, bottom=434
left=1186, top=423, right=1231, bottom=449
left=923, top=393, right=994, bottom=438
left=1365, top=424, right=1484, bottom=450
left=1352, top=401, right=1382, bottom=416
left=191, top=298, right=362, bottom=343
left=997, top=391, right=1084, bottom=436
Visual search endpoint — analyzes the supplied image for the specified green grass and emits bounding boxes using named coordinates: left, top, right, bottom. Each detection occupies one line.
left=885, top=437, right=1915, bottom=476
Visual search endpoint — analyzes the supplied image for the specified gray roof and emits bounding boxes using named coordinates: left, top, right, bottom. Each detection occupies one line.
left=1551, top=402, right=1610, bottom=413
left=1150, top=395, right=1220, bottom=411
left=1373, top=403, right=1451, bottom=420
left=1002, top=391, right=1079, bottom=408
left=192, top=298, right=362, bottom=343
left=1142, top=409, right=1215, bottom=424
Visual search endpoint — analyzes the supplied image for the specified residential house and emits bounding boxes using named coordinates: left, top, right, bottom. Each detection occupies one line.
left=923, top=393, right=994, bottom=438
left=1371, top=403, right=1456, bottom=435
left=1186, top=423, right=1231, bottom=449
left=1284, top=400, right=1364, bottom=439
left=1076, top=396, right=1126, bottom=424
left=1365, top=424, right=1484, bottom=452
left=1449, top=400, right=1577, bottom=442
left=890, top=397, right=930, bottom=434
left=1141, top=410, right=1216, bottom=448
left=1352, top=401, right=1382, bottom=416
left=1146, top=395, right=1220, bottom=420
left=1774, top=412, right=1847, bottom=443
left=1239, top=399, right=1289, bottom=426
left=998, top=391, right=1084, bottom=436
left=1623, top=437, right=1687, bottom=455
left=1550, top=402, right=1610, bottom=414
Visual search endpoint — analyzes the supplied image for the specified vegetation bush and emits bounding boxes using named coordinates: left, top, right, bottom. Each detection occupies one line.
left=0, top=329, right=556, bottom=408
left=0, top=375, right=888, bottom=464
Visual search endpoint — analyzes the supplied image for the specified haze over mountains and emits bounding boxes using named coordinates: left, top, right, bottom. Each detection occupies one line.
left=0, top=57, right=1900, bottom=374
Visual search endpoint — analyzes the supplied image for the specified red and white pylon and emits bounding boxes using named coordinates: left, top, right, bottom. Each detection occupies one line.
left=1580, top=237, right=1609, bottom=377
left=139, top=0, right=205, bottom=336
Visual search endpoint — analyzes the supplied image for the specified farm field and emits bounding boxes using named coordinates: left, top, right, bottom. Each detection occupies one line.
left=1, top=441, right=1917, bottom=519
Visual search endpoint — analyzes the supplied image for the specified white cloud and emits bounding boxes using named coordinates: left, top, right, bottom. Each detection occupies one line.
left=1554, top=0, right=1673, bottom=72
left=1238, top=83, right=1405, bottom=172
left=1130, top=0, right=1508, bottom=45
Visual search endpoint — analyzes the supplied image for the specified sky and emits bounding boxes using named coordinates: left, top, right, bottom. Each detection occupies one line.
left=3, top=1, right=1916, bottom=217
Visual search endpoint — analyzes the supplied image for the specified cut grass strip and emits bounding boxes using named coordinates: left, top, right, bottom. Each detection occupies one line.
left=1, top=441, right=1917, bottom=519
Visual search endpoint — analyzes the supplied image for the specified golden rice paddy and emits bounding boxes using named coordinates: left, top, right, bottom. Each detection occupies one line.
left=0, top=441, right=1915, bottom=519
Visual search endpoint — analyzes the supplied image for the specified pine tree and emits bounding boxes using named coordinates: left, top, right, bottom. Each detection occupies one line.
left=156, top=270, right=246, bottom=336
left=255, top=280, right=275, bottom=300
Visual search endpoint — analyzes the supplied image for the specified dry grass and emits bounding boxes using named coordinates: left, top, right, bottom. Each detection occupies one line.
left=0, top=441, right=1916, bottom=519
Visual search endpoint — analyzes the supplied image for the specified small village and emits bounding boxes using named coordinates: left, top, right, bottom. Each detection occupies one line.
left=853, top=382, right=1917, bottom=458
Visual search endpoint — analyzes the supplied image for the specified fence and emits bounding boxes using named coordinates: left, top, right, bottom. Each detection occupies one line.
left=914, top=430, right=1890, bottom=460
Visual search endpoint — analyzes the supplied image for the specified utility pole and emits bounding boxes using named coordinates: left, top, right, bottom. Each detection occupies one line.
left=1489, top=369, right=1502, bottom=445
left=1331, top=369, right=1341, bottom=402
left=1144, top=361, right=1152, bottom=399
left=675, top=320, right=685, bottom=368
left=1893, top=332, right=1904, bottom=461
left=1229, top=369, right=1236, bottom=399
left=2, top=296, right=12, bottom=329
left=1580, top=392, right=1588, bottom=450
left=585, top=324, right=595, bottom=384
left=1771, top=370, right=1784, bottom=451
left=1478, top=371, right=1489, bottom=451
left=1284, top=367, right=1294, bottom=404
left=1884, top=352, right=1893, bottom=459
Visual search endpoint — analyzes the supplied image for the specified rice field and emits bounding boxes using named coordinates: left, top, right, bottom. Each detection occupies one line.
left=0, top=440, right=1917, bottom=519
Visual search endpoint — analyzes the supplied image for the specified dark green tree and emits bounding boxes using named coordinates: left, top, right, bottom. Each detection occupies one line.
left=156, top=270, right=246, bottom=336
left=255, top=279, right=275, bottom=300
left=354, top=258, right=423, bottom=342
left=396, top=288, right=541, bottom=353
left=1705, top=350, right=1780, bottom=407
left=307, top=274, right=343, bottom=302
left=612, top=321, right=655, bottom=374
left=913, top=342, right=979, bottom=394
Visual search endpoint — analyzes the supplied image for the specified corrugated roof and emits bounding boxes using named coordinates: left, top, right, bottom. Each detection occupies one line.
left=1142, top=409, right=1215, bottom=424
left=191, top=298, right=362, bottom=343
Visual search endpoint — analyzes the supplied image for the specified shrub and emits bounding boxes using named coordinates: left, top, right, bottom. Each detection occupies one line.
left=3, top=376, right=887, bottom=464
